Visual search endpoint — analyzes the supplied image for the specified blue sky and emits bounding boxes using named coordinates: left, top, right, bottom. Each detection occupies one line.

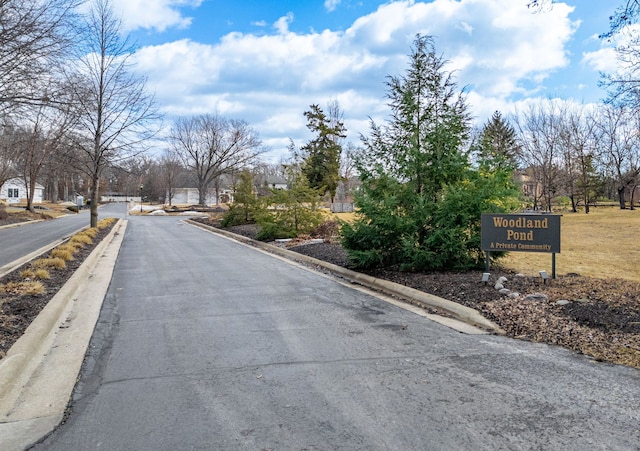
left=111, top=0, right=623, bottom=161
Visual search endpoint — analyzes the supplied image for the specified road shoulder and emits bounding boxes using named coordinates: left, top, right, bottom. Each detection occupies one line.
left=0, top=219, right=127, bottom=451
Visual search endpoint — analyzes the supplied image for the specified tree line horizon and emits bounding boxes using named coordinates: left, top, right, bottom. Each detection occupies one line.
left=1, top=1, right=640, bottom=268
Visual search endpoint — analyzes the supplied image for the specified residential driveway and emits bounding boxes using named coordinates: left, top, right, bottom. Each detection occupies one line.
left=34, top=215, right=640, bottom=450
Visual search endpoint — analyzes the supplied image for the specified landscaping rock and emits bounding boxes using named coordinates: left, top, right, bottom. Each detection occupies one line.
left=523, top=293, right=549, bottom=302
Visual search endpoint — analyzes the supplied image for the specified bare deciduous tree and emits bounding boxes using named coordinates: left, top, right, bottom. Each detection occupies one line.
left=558, top=106, right=601, bottom=213
left=14, top=97, right=78, bottom=211
left=159, top=151, right=184, bottom=206
left=514, top=100, right=565, bottom=211
left=0, top=122, right=19, bottom=189
left=66, top=0, right=160, bottom=227
left=596, top=104, right=640, bottom=209
left=0, top=0, right=80, bottom=113
left=168, top=114, right=264, bottom=206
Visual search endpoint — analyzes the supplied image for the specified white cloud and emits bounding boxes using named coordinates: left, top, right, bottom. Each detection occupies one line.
left=130, top=0, right=584, bottom=158
left=325, top=0, right=342, bottom=13
left=111, top=0, right=202, bottom=32
left=582, top=48, right=617, bottom=72
left=582, top=23, right=640, bottom=76
left=274, top=13, right=294, bottom=35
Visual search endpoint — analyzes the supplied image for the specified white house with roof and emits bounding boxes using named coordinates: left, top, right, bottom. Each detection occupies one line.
left=0, top=178, right=44, bottom=204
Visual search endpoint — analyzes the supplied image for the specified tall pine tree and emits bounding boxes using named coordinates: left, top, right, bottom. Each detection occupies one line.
left=301, top=103, right=345, bottom=202
left=342, top=35, right=519, bottom=271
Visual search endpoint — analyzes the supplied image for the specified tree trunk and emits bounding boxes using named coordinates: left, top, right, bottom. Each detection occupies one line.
left=618, top=187, right=627, bottom=209
left=50, top=176, right=59, bottom=203
left=90, top=174, right=99, bottom=228
left=25, top=177, right=36, bottom=213
left=584, top=192, right=590, bottom=214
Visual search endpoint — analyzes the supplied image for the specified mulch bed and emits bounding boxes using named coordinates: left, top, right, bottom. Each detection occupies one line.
left=0, top=223, right=114, bottom=358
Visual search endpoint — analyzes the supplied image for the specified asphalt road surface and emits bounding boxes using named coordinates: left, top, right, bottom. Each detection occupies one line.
left=34, top=215, right=640, bottom=450
left=0, top=203, right=127, bottom=268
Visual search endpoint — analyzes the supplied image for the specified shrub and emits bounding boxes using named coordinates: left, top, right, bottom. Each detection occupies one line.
left=70, top=233, right=93, bottom=245
left=32, top=257, right=66, bottom=270
left=255, top=220, right=297, bottom=241
left=67, top=205, right=79, bottom=213
left=310, top=219, right=340, bottom=240
left=97, top=218, right=115, bottom=229
left=0, top=281, right=45, bottom=296
left=51, top=248, right=74, bottom=261
left=255, top=173, right=324, bottom=240
left=221, top=203, right=253, bottom=227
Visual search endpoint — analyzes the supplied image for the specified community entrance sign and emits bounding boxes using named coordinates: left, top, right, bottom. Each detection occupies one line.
left=481, top=213, right=561, bottom=278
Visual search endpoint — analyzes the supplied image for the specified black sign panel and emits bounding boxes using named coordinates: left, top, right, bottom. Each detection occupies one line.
left=481, top=213, right=561, bottom=253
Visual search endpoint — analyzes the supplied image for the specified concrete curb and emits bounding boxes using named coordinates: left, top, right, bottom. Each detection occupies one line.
left=0, top=219, right=127, bottom=451
left=186, top=220, right=504, bottom=334
left=0, top=224, right=87, bottom=279
left=0, top=220, right=45, bottom=231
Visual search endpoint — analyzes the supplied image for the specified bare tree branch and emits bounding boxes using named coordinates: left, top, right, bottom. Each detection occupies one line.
left=64, top=0, right=161, bottom=226
left=168, top=114, right=265, bottom=206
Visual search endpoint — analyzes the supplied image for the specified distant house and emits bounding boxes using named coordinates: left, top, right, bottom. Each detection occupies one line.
left=263, top=176, right=288, bottom=190
left=253, top=175, right=288, bottom=196
left=0, top=178, right=44, bottom=204
left=169, top=187, right=235, bottom=206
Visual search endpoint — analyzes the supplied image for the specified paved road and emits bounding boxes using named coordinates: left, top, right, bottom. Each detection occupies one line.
left=0, top=203, right=127, bottom=268
left=34, top=216, right=640, bottom=450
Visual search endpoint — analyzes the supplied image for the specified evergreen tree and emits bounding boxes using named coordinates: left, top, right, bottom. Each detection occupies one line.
left=342, top=35, right=518, bottom=271
left=477, top=111, right=521, bottom=172
left=222, top=170, right=262, bottom=226
left=256, top=170, right=324, bottom=240
left=301, top=103, right=346, bottom=202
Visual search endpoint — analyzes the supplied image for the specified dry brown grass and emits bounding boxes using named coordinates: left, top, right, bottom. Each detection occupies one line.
left=97, top=218, right=115, bottom=229
left=20, top=268, right=50, bottom=280
left=83, top=227, right=98, bottom=238
left=0, top=281, right=45, bottom=296
left=502, top=207, right=640, bottom=282
left=329, top=211, right=358, bottom=223
left=57, top=244, right=80, bottom=255
left=3, top=202, right=70, bottom=219
left=50, top=248, right=74, bottom=261
left=70, top=233, right=93, bottom=245
left=32, top=257, right=66, bottom=270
